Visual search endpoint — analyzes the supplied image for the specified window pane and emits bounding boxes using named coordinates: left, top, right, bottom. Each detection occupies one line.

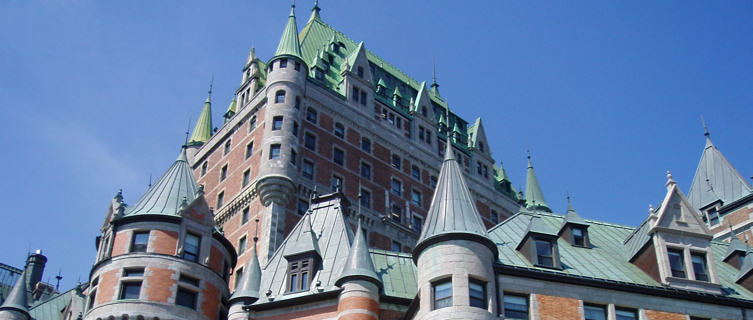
left=183, top=233, right=200, bottom=262
left=272, top=116, right=283, bottom=130
left=469, top=281, right=485, bottom=309
left=131, top=232, right=149, bottom=252
left=535, top=239, right=554, bottom=267
left=269, top=144, right=281, bottom=159
left=584, top=305, right=607, bottom=320
left=615, top=308, right=637, bottom=320
left=503, top=294, right=528, bottom=319
left=290, top=274, right=298, bottom=292
left=123, top=268, right=144, bottom=277
left=275, top=90, right=285, bottom=103
left=176, top=288, right=197, bottom=309
left=572, top=228, right=585, bottom=246
left=120, top=282, right=141, bottom=300
left=691, top=253, right=709, bottom=281
left=433, top=280, right=452, bottom=309
left=668, top=249, right=685, bottom=278
left=301, top=271, right=309, bottom=290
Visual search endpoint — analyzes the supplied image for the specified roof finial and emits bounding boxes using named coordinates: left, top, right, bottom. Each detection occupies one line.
left=357, top=180, right=363, bottom=219
left=701, top=115, right=709, bottom=137
left=184, top=117, right=192, bottom=146
left=148, top=173, right=152, bottom=188
left=290, top=0, right=296, bottom=16
left=431, top=57, right=440, bottom=95
left=208, top=73, right=214, bottom=100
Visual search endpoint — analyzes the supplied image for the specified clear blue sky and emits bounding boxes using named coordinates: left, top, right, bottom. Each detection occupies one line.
left=1, top=1, right=751, bottom=290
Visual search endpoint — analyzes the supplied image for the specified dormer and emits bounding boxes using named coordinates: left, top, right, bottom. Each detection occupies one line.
left=558, top=202, right=591, bottom=248
left=516, top=215, right=561, bottom=269
left=736, top=252, right=753, bottom=290
left=282, top=211, right=321, bottom=293
left=342, top=42, right=373, bottom=109
left=724, top=237, right=748, bottom=269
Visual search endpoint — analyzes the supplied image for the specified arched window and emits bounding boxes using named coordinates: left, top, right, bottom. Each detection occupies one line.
left=275, top=90, right=286, bottom=103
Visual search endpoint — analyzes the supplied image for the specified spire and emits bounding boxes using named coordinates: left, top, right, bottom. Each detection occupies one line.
left=188, top=85, right=214, bottom=146
left=562, top=195, right=587, bottom=227
left=336, top=217, right=381, bottom=288
left=274, top=1, right=303, bottom=60
left=430, top=58, right=440, bottom=97
left=308, top=0, right=321, bottom=22
left=224, top=96, right=237, bottom=121
left=245, top=46, right=257, bottom=67
left=0, top=270, right=29, bottom=319
left=525, top=151, right=551, bottom=212
left=414, top=102, right=497, bottom=261
left=124, top=147, right=200, bottom=216
left=230, top=236, right=261, bottom=304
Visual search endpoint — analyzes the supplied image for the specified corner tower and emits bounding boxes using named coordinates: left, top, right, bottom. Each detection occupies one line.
left=412, top=124, right=498, bottom=319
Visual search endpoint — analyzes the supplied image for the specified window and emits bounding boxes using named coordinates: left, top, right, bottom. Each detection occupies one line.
left=241, top=207, right=249, bottom=225
left=418, top=125, right=425, bottom=141
left=615, top=308, right=637, bottom=320
left=175, top=287, right=197, bottom=310
left=360, top=162, right=371, bottom=180
left=292, top=121, right=299, bottom=137
left=334, top=122, right=345, bottom=138
left=119, top=282, right=141, bottom=300
left=357, top=66, right=364, bottom=78
left=390, top=203, right=402, bottom=222
left=179, top=274, right=200, bottom=287
left=201, top=162, right=208, bottom=176
left=691, top=252, right=709, bottom=281
left=183, top=233, right=200, bottom=262
left=572, top=227, right=585, bottom=247
left=272, top=116, right=283, bottom=130
left=302, top=159, right=314, bottom=179
left=411, top=165, right=420, bottom=180
left=432, top=279, right=452, bottom=310
left=234, top=268, right=243, bottom=288
left=87, top=289, right=96, bottom=309
left=242, top=169, right=250, bottom=187
left=430, top=176, right=438, bottom=188
left=224, top=140, right=231, bottom=155
left=477, top=161, right=483, bottom=175
left=391, top=154, right=401, bottom=169
left=331, top=175, right=343, bottom=192
left=275, top=90, right=286, bottom=103
left=707, top=208, right=719, bottom=226
left=279, top=58, right=287, bottom=68
left=360, top=189, right=371, bottom=209
left=295, top=96, right=301, bottom=109
left=478, top=141, right=485, bottom=153
left=361, top=137, right=371, bottom=153
left=468, top=279, right=486, bottom=309
left=294, top=61, right=300, bottom=71
left=297, top=199, right=308, bottom=215
left=411, top=215, right=423, bottom=231
left=306, top=107, right=318, bottom=123
left=360, top=91, right=367, bottom=106
left=123, top=268, right=144, bottom=277
left=238, top=236, right=247, bottom=255
left=503, top=294, right=528, bottom=319
left=391, top=240, right=401, bottom=252
left=584, top=304, right=607, bottom=320
left=217, top=191, right=225, bottom=208
left=352, top=86, right=360, bottom=102
left=287, top=257, right=314, bottom=292
left=411, top=189, right=422, bottom=207
left=245, top=141, right=254, bottom=159
left=290, top=149, right=297, bottom=166
left=333, top=147, right=344, bottom=165
left=269, top=144, right=281, bottom=159
left=130, top=231, right=149, bottom=253
left=304, top=132, right=316, bottom=151
left=668, top=248, right=685, bottom=278
left=391, top=179, right=402, bottom=196
left=220, top=164, right=228, bottom=181
left=490, top=210, right=499, bottom=225
left=535, top=238, right=554, bottom=267
left=249, top=116, right=257, bottom=132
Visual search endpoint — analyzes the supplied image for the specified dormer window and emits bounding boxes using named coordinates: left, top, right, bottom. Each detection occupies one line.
left=706, top=208, right=719, bottom=226
left=286, top=255, right=316, bottom=293
left=517, top=217, right=561, bottom=269
left=691, top=252, right=709, bottom=281
left=357, top=66, right=364, bottom=78
left=668, top=249, right=686, bottom=278
left=572, top=227, right=586, bottom=247
left=535, top=238, right=554, bottom=267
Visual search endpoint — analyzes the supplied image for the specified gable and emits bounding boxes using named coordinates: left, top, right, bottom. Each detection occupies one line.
left=653, top=184, right=711, bottom=237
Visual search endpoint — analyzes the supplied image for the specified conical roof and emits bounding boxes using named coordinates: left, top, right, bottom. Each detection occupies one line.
left=336, top=218, right=381, bottom=288
left=688, top=131, right=752, bottom=210
left=307, top=0, right=321, bottom=23
left=124, top=148, right=199, bottom=216
left=188, top=96, right=213, bottom=145
left=561, top=200, right=588, bottom=228
left=283, top=211, right=321, bottom=258
left=224, top=97, right=237, bottom=119
left=0, top=270, right=28, bottom=317
left=414, top=132, right=497, bottom=260
left=274, top=4, right=303, bottom=60
left=525, top=154, right=551, bottom=212
left=230, top=239, right=261, bottom=303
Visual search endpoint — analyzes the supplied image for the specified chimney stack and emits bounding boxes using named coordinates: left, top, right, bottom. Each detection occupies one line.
left=25, top=250, right=47, bottom=291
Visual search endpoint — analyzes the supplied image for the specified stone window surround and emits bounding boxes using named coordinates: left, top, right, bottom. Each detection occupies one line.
left=245, top=140, right=255, bottom=159
left=332, top=145, right=345, bottom=166
left=301, top=157, right=315, bottom=180
left=176, top=272, right=202, bottom=310
left=661, top=243, right=716, bottom=283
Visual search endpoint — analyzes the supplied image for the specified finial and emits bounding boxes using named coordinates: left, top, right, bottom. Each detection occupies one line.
left=665, top=170, right=676, bottom=189
left=432, top=57, right=437, bottom=85
left=701, top=115, right=709, bottom=137
left=254, top=217, right=260, bottom=242
left=289, top=0, right=296, bottom=16
left=566, top=191, right=571, bottom=204
left=115, top=189, right=123, bottom=201
left=184, top=117, right=191, bottom=146
left=208, top=73, right=214, bottom=100
left=308, top=185, right=317, bottom=208
left=148, top=174, right=152, bottom=188
left=357, top=180, right=363, bottom=218
left=55, top=269, right=62, bottom=290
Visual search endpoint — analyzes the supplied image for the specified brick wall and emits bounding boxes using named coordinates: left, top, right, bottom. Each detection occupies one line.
left=96, top=269, right=119, bottom=305
left=644, top=309, right=686, bottom=320
left=111, top=230, right=130, bottom=256
left=536, top=294, right=580, bottom=320
left=202, top=281, right=221, bottom=319
left=151, top=229, right=178, bottom=255
left=145, top=267, right=176, bottom=302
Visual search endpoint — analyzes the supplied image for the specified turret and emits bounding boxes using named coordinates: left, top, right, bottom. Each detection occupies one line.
left=335, top=218, right=382, bottom=320
left=186, top=86, right=214, bottom=162
left=24, top=251, right=46, bottom=293
left=228, top=236, right=261, bottom=320
left=0, top=271, right=29, bottom=320
left=412, top=114, right=498, bottom=320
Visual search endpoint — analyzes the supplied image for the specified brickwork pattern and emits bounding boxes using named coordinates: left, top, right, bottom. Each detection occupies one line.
left=536, top=294, right=580, bottom=320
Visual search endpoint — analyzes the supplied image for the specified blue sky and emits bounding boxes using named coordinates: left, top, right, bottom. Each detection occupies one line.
left=0, top=1, right=750, bottom=290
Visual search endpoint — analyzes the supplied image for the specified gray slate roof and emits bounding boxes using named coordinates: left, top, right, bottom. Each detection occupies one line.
left=282, top=211, right=321, bottom=258
left=230, top=239, right=262, bottom=303
left=336, top=219, right=380, bottom=287
left=0, top=271, right=27, bottom=316
left=725, top=238, right=747, bottom=261
left=124, top=149, right=199, bottom=216
left=688, top=135, right=752, bottom=210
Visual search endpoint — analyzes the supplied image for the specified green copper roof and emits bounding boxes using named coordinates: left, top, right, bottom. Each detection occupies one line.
left=415, top=135, right=496, bottom=259
left=28, top=284, right=86, bottom=320
left=525, top=215, right=558, bottom=237
left=561, top=200, right=588, bottom=228
left=725, top=237, right=747, bottom=261
left=283, top=211, right=321, bottom=258
left=0, top=270, right=28, bottom=317
left=224, top=97, right=237, bottom=120
left=231, top=239, right=261, bottom=303
left=525, top=155, right=551, bottom=212
left=737, top=252, right=753, bottom=283
left=273, top=4, right=303, bottom=60
left=124, top=148, right=199, bottom=217
left=336, top=218, right=381, bottom=288
left=188, top=96, right=213, bottom=145
left=687, top=130, right=753, bottom=210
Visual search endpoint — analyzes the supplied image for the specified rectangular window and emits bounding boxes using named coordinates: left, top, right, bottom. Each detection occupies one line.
left=360, top=162, right=371, bottom=180
left=234, top=268, right=243, bottom=288
left=391, top=154, right=401, bottom=169
left=123, top=268, right=144, bottom=277
left=302, top=159, right=314, bottom=179
left=503, top=294, right=529, bottom=319
left=477, top=161, right=483, bottom=175
left=333, top=147, right=344, bottom=165
left=216, top=191, right=224, bottom=208
left=360, top=189, right=371, bottom=209
left=668, top=248, right=686, bottom=278
left=275, top=90, right=286, bottom=103
left=468, top=279, right=486, bottom=309
left=411, top=189, right=422, bottom=207
left=430, top=176, right=438, bottom=188
left=220, top=164, right=228, bottom=181
left=334, top=123, right=345, bottom=138
left=572, top=227, right=585, bottom=247
left=279, top=58, right=287, bottom=68
left=176, top=287, right=197, bottom=310
left=249, top=116, right=257, bottom=132
left=707, top=208, right=719, bottom=226
left=290, top=149, right=297, bottom=166
left=432, top=279, right=452, bottom=310
left=297, top=199, right=309, bottom=215
left=490, top=210, right=499, bottom=225
left=224, top=140, right=232, bottom=155
left=294, top=61, right=300, bottom=71
left=361, top=137, right=371, bottom=153
left=411, top=215, right=423, bottom=231
left=88, top=290, right=96, bottom=309
left=390, top=203, right=402, bottom=222
left=241, top=207, right=249, bottom=225
left=183, top=233, right=200, bottom=262
left=272, top=116, right=283, bottom=130
left=331, top=175, right=343, bottom=192
left=201, top=162, right=208, bottom=176
left=535, top=239, right=554, bottom=267
left=584, top=304, right=607, bottom=320
left=304, top=132, right=316, bottom=151
left=615, top=308, right=637, bottom=320
left=691, top=252, right=709, bottom=281
left=242, top=169, right=250, bottom=187
left=292, top=121, right=299, bottom=137
left=130, top=231, right=149, bottom=253
left=245, top=141, right=254, bottom=159
left=391, top=240, right=401, bottom=252
left=179, top=274, right=200, bottom=287
left=411, top=165, right=421, bottom=180
left=238, top=236, right=247, bottom=255
left=391, top=179, right=402, bottom=196
left=286, top=257, right=313, bottom=292
left=269, top=144, right=281, bottom=159
left=119, top=282, right=141, bottom=300
left=360, top=91, right=367, bottom=106
left=352, top=86, right=360, bottom=101
left=418, top=125, right=425, bottom=141
left=306, top=107, right=317, bottom=123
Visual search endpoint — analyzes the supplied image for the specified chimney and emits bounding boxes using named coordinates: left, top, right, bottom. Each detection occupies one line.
left=25, top=249, right=47, bottom=290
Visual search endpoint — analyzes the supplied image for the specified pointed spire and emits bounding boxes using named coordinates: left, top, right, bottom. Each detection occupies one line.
left=0, top=270, right=29, bottom=319
left=283, top=210, right=321, bottom=258
left=308, top=0, right=321, bottom=22
left=188, top=85, right=214, bottom=146
left=430, top=58, right=440, bottom=97
left=336, top=217, right=381, bottom=288
left=525, top=151, right=551, bottom=212
left=562, top=195, right=587, bottom=227
left=274, top=1, right=303, bottom=60
left=230, top=235, right=261, bottom=304
left=124, top=147, right=199, bottom=216
left=224, top=96, right=237, bottom=121
left=245, top=46, right=257, bottom=66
